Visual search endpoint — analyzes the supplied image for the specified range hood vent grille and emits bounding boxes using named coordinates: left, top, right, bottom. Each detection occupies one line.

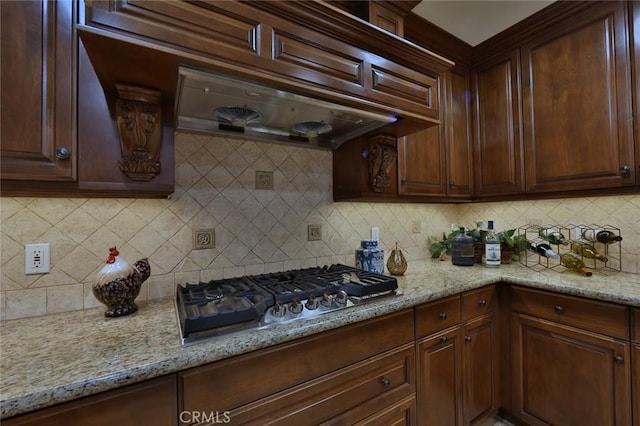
left=175, top=67, right=397, bottom=150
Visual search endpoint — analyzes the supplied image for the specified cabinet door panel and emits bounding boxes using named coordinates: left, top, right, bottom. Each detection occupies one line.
left=633, top=343, right=640, bottom=426
left=512, top=313, right=632, bottom=426
left=416, top=328, right=462, bottom=426
left=0, top=0, right=76, bottom=181
left=522, top=2, right=634, bottom=192
left=632, top=1, right=640, bottom=185
left=446, top=70, right=473, bottom=198
left=397, top=127, right=445, bottom=196
left=463, top=315, right=499, bottom=424
left=472, top=50, right=523, bottom=196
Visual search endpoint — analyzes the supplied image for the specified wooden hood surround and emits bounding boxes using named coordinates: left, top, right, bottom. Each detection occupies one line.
left=78, top=0, right=454, bottom=165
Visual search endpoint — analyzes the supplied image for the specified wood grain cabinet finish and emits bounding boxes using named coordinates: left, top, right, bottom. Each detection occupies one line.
left=634, top=308, right=640, bottom=426
left=415, top=285, right=499, bottom=426
left=521, top=1, right=635, bottom=193
left=510, top=287, right=632, bottom=426
left=632, top=1, right=640, bottom=187
left=471, top=49, right=524, bottom=197
left=0, top=0, right=77, bottom=182
left=179, top=309, right=415, bottom=425
left=397, top=70, right=472, bottom=199
left=3, top=375, right=178, bottom=426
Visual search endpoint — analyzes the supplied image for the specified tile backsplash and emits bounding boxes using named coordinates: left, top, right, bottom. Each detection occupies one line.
left=1, top=133, right=639, bottom=320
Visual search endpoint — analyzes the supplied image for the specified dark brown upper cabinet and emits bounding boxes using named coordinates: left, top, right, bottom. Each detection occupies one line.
left=471, top=49, right=524, bottom=198
left=1, top=1, right=77, bottom=183
left=521, top=1, right=635, bottom=193
left=632, top=1, right=640, bottom=187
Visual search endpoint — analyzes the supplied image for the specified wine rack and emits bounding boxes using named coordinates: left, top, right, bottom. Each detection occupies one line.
left=517, top=224, right=622, bottom=276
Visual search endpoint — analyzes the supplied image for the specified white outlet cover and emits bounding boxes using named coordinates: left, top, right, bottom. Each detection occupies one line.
left=371, top=227, right=379, bottom=242
left=25, top=243, right=50, bottom=274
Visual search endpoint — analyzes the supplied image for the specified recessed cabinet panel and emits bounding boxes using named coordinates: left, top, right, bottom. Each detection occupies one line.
left=522, top=2, right=634, bottom=192
left=371, top=65, right=439, bottom=119
left=472, top=50, right=523, bottom=197
left=397, top=127, right=446, bottom=196
left=446, top=70, right=473, bottom=198
left=632, top=1, right=640, bottom=186
left=0, top=0, right=76, bottom=182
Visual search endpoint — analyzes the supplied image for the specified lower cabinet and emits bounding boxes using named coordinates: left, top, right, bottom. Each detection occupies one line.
left=633, top=308, right=640, bottom=426
left=415, top=285, right=499, bottom=426
left=179, top=309, right=416, bottom=425
left=510, top=286, right=632, bottom=426
left=2, top=375, right=178, bottom=426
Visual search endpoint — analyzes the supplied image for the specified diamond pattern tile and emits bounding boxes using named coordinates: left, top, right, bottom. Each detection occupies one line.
left=2, top=132, right=640, bottom=319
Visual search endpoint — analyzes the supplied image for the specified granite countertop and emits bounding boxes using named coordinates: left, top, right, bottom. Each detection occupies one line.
left=1, top=260, right=639, bottom=419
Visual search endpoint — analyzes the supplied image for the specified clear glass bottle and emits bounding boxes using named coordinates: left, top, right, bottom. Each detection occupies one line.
left=560, top=253, right=593, bottom=276
left=570, top=241, right=608, bottom=263
left=582, top=229, right=623, bottom=244
left=538, top=227, right=569, bottom=246
left=527, top=239, right=560, bottom=259
left=484, top=220, right=501, bottom=267
left=451, top=227, right=475, bottom=266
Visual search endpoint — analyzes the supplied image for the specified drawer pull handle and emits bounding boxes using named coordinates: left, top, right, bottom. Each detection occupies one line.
left=479, top=299, right=487, bottom=306
left=614, top=355, right=624, bottom=364
left=439, top=312, right=447, bottom=320
left=380, top=377, right=391, bottom=388
left=440, top=336, right=448, bottom=344
left=554, top=305, right=564, bottom=314
left=464, top=335, right=472, bottom=343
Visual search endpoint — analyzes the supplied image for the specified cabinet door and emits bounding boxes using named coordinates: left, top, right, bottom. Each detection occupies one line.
left=0, top=0, right=76, bottom=181
left=416, top=328, right=463, bottom=426
left=397, top=126, right=446, bottom=196
left=522, top=1, right=635, bottom=192
left=511, top=313, right=632, bottom=426
left=471, top=49, right=524, bottom=197
left=634, top=342, right=640, bottom=426
left=463, top=314, right=499, bottom=425
left=632, top=1, right=640, bottom=186
left=446, top=70, right=473, bottom=199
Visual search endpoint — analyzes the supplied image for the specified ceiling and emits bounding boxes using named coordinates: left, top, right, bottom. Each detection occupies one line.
left=411, top=1, right=556, bottom=46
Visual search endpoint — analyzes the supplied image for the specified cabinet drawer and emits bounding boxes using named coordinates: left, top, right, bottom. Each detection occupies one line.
left=633, top=308, right=640, bottom=343
left=415, top=295, right=461, bottom=338
left=228, top=343, right=415, bottom=425
left=180, top=309, right=414, bottom=414
left=511, top=286, right=629, bottom=339
left=462, top=285, right=496, bottom=321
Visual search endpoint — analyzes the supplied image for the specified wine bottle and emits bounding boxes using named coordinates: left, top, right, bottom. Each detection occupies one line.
left=570, top=241, right=608, bottom=263
left=451, top=227, right=475, bottom=266
left=560, top=253, right=593, bottom=276
left=582, top=229, right=623, bottom=244
left=527, top=239, right=560, bottom=259
left=484, top=220, right=501, bottom=267
left=538, top=227, right=569, bottom=246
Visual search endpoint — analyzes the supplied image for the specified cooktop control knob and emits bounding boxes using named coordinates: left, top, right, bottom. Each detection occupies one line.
left=305, top=295, right=319, bottom=310
left=289, top=297, right=303, bottom=315
left=335, top=290, right=348, bottom=306
left=321, top=292, right=334, bottom=308
left=271, top=300, right=286, bottom=317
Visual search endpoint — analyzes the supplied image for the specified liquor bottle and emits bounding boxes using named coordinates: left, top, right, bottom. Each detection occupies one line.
left=581, top=228, right=623, bottom=244
left=570, top=241, right=608, bottom=263
left=560, top=253, right=593, bottom=277
left=538, top=227, right=569, bottom=246
left=527, top=239, right=560, bottom=259
left=484, top=220, right=501, bottom=267
left=451, top=227, right=475, bottom=266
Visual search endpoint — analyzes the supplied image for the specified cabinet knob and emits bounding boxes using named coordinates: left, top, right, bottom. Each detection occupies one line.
left=439, top=312, right=447, bottom=320
left=479, top=299, right=487, bottom=306
left=380, top=377, right=391, bottom=387
left=440, top=336, right=448, bottom=344
left=449, top=181, right=455, bottom=188
left=620, top=165, right=631, bottom=175
left=554, top=305, right=564, bottom=314
left=401, top=176, right=407, bottom=184
left=464, top=335, right=472, bottom=343
left=55, top=147, right=70, bottom=160
left=614, top=355, right=624, bottom=364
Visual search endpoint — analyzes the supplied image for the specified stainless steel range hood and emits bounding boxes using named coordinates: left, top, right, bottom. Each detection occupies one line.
left=175, top=66, right=398, bottom=150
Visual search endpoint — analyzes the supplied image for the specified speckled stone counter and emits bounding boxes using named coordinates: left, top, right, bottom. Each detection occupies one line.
left=1, top=261, right=639, bottom=419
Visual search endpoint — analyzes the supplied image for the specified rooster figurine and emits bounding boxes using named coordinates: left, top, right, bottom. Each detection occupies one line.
left=93, top=246, right=150, bottom=317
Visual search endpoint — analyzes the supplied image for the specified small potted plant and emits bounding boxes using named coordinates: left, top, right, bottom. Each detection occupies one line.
left=497, top=228, right=519, bottom=263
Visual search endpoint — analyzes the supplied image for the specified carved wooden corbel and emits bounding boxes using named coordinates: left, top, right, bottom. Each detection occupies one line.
left=115, top=84, right=162, bottom=181
left=367, top=134, right=397, bottom=192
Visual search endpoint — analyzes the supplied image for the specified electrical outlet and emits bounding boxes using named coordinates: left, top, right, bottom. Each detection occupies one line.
left=25, top=243, right=50, bottom=274
left=255, top=171, right=274, bottom=190
left=412, top=221, right=421, bottom=233
left=371, top=227, right=379, bottom=241
left=308, top=224, right=322, bottom=241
